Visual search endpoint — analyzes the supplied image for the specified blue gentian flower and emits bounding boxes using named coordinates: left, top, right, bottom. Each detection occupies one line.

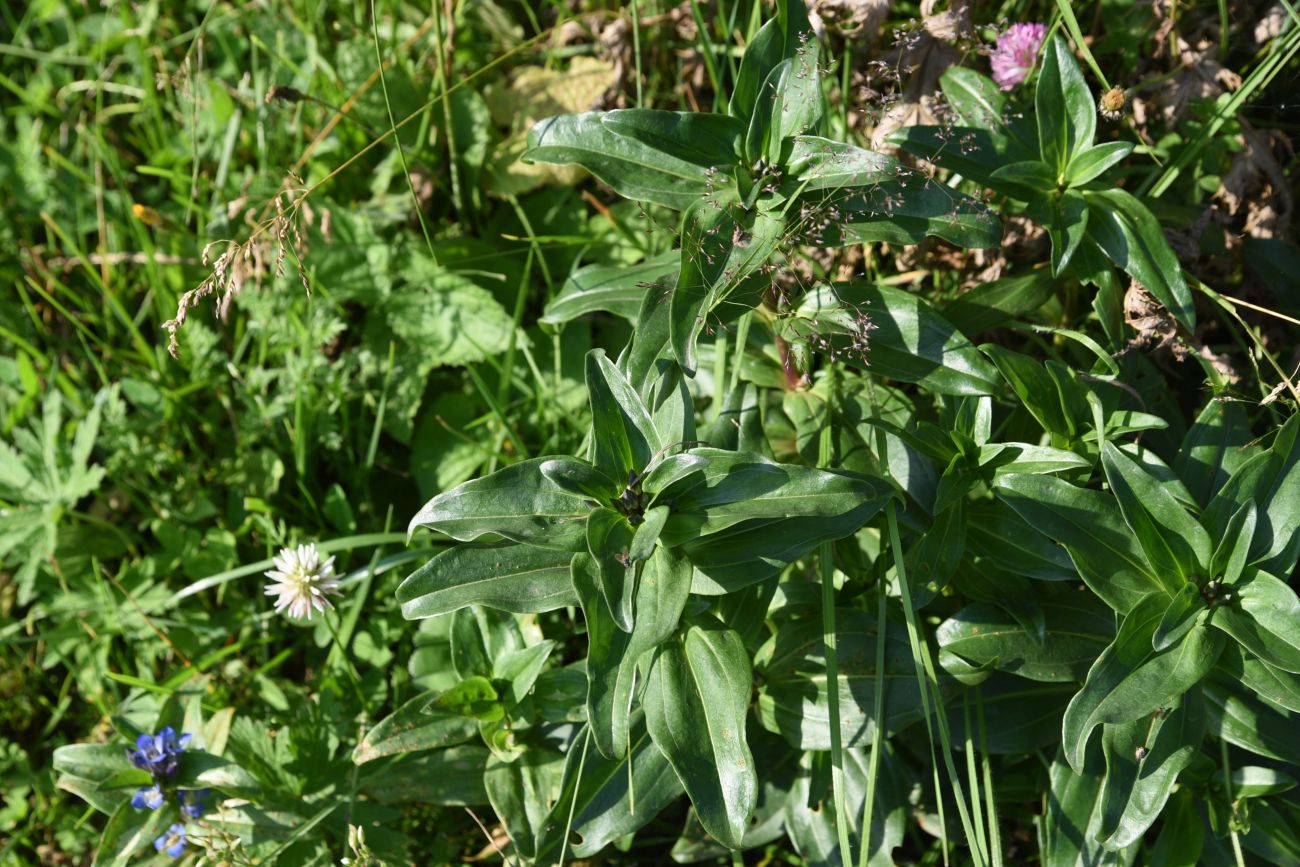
left=178, top=788, right=209, bottom=819
left=130, top=784, right=165, bottom=810
left=154, top=823, right=186, bottom=858
left=127, top=727, right=191, bottom=779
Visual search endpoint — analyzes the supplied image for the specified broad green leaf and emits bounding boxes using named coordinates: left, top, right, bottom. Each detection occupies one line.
left=174, top=750, right=259, bottom=794
left=1085, top=188, right=1195, bottom=330
left=745, top=47, right=822, bottom=164
left=1048, top=188, right=1088, bottom=275
left=434, top=675, right=502, bottom=721
left=93, top=801, right=166, bottom=867
left=995, top=474, right=1162, bottom=612
left=945, top=675, right=1077, bottom=754
left=1221, top=643, right=1300, bottom=713
left=574, top=546, right=691, bottom=759
left=683, top=500, right=887, bottom=595
left=729, top=0, right=814, bottom=122
left=757, top=609, right=927, bottom=750
left=586, top=507, right=637, bottom=631
left=359, top=744, right=490, bottom=805
left=484, top=749, right=565, bottom=858
left=1205, top=675, right=1300, bottom=766
left=1175, top=396, right=1254, bottom=508
left=937, top=597, right=1115, bottom=683
left=1066, top=141, right=1135, bottom=186
left=645, top=619, right=756, bottom=848
left=538, top=456, right=618, bottom=501
left=808, top=174, right=1002, bottom=249
left=1041, top=744, right=1126, bottom=867
left=964, top=499, right=1078, bottom=582
left=891, top=125, right=1037, bottom=195
left=1036, top=35, right=1096, bottom=172
left=940, top=66, right=1007, bottom=129
left=1232, top=766, right=1298, bottom=798
left=1209, top=500, right=1256, bottom=586
left=524, top=110, right=743, bottom=209
left=1215, top=413, right=1300, bottom=575
left=1211, top=571, right=1300, bottom=673
left=494, top=640, right=556, bottom=706
left=785, top=136, right=900, bottom=191
left=540, top=250, right=677, bottom=324
left=1101, top=440, right=1211, bottom=587
left=1062, top=594, right=1223, bottom=772
left=450, top=606, right=523, bottom=680
left=656, top=448, right=886, bottom=543
left=946, top=265, right=1055, bottom=337
left=628, top=503, right=669, bottom=562
left=783, top=745, right=908, bottom=867
left=407, top=457, right=590, bottom=551
left=534, top=718, right=684, bottom=860
left=397, top=542, right=577, bottom=619
left=777, top=283, right=1002, bottom=395
left=977, top=442, right=1090, bottom=476
left=53, top=744, right=143, bottom=787
left=983, top=345, right=1074, bottom=438
left=1097, top=689, right=1205, bottom=849
left=1148, top=788, right=1204, bottom=866
left=1153, top=582, right=1206, bottom=652
left=670, top=202, right=784, bottom=374
left=990, top=159, right=1056, bottom=194
left=352, top=691, right=478, bottom=764
left=587, top=348, right=661, bottom=481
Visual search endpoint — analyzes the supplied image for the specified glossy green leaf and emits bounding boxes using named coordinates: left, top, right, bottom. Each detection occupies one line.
left=534, top=719, right=684, bottom=860
left=1041, top=744, right=1125, bottom=867
left=1063, top=594, right=1223, bottom=772
left=942, top=270, right=1056, bottom=336
left=670, top=202, right=784, bottom=374
left=757, top=609, right=925, bottom=750
left=1048, top=188, right=1088, bottom=275
left=359, top=744, right=490, bottom=806
left=977, top=442, right=1090, bottom=476
left=1084, top=188, right=1196, bottom=331
left=1101, top=440, right=1210, bottom=588
left=729, top=0, right=814, bottom=122
left=1174, top=397, right=1254, bottom=508
left=994, top=473, right=1162, bottom=612
left=484, top=749, right=565, bottom=858
left=1221, top=643, right=1300, bottom=713
left=645, top=618, right=756, bottom=848
left=93, top=801, right=166, bottom=867
left=407, top=457, right=590, bottom=551
left=778, top=283, right=1002, bottom=395
left=783, top=745, right=907, bottom=867
left=746, top=49, right=822, bottom=164
left=1153, top=582, right=1206, bottom=652
left=1066, top=141, right=1135, bottom=186
left=808, top=173, right=1002, bottom=249
left=541, top=250, right=678, bottom=325
left=587, top=348, right=661, bottom=481
left=785, top=136, right=900, bottom=192
left=937, top=596, right=1115, bottom=683
left=965, top=499, right=1078, bottom=582
left=1209, top=413, right=1300, bottom=575
left=990, top=159, right=1056, bottom=193
left=538, top=456, right=618, bottom=501
left=1211, top=571, right=1300, bottom=672
left=940, top=66, right=1007, bottom=129
left=1148, top=788, right=1204, bottom=866
left=524, top=110, right=742, bottom=209
left=945, top=676, right=1076, bottom=754
left=352, top=691, right=478, bottom=764
left=1036, top=35, right=1096, bottom=172
left=628, top=503, right=669, bottom=562
left=890, top=125, right=1037, bottom=195
left=982, top=345, right=1074, bottom=437
left=1205, top=675, right=1300, bottom=765
left=586, top=507, right=637, bottom=632
left=1097, top=689, right=1205, bottom=849
left=396, top=542, right=577, bottom=619
left=1210, top=500, right=1257, bottom=587
left=573, top=547, right=691, bottom=759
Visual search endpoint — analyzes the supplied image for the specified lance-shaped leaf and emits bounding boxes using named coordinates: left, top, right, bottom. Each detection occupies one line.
left=941, top=66, right=1008, bottom=129
left=484, top=749, right=565, bottom=859
left=535, top=717, right=685, bottom=860
left=670, top=202, right=785, bottom=374
left=524, top=110, right=743, bottom=210
left=806, top=173, right=1002, bottom=249
left=1101, top=440, right=1210, bottom=589
left=1084, top=188, right=1195, bottom=331
left=541, top=250, right=677, bottom=325
left=1062, top=594, right=1224, bottom=772
left=95, top=801, right=167, bottom=867
left=408, top=456, right=591, bottom=551
left=937, top=596, right=1115, bottom=683
left=756, top=608, right=926, bottom=750
left=1040, top=744, right=1133, bottom=867
left=745, top=42, right=822, bottom=165
left=1036, top=35, right=1096, bottom=172
left=943, top=269, right=1057, bottom=336
left=586, top=508, right=637, bottom=632
left=1211, top=570, right=1300, bottom=673
left=1206, top=412, right=1300, bottom=576
left=654, top=449, right=885, bottom=543
left=397, top=542, right=577, bottom=619
left=1209, top=500, right=1256, bottom=587
left=784, top=744, right=908, bottom=867
left=1220, top=643, right=1300, bottom=713
left=574, top=547, right=692, bottom=759
left=644, top=618, right=757, bottom=849
left=1066, top=141, right=1135, bottom=186
left=1204, top=675, right=1300, bottom=765
left=1048, top=188, right=1088, bottom=275
left=360, top=744, right=489, bottom=806
left=784, top=136, right=900, bottom=192
left=587, top=348, right=661, bottom=481
left=995, top=473, right=1163, bottom=613
left=965, top=499, right=1078, bottom=581
left=776, top=283, right=1002, bottom=395
left=1097, top=689, right=1205, bottom=849
left=1175, top=397, right=1254, bottom=508
left=1153, top=582, right=1206, bottom=652
left=352, top=690, right=478, bottom=764
left=946, top=675, right=1077, bottom=754
left=891, top=124, right=1037, bottom=195
left=730, top=0, right=815, bottom=122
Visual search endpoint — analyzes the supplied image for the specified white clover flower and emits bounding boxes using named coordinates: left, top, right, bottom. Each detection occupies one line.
left=263, top=543, right=341, bottom=620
